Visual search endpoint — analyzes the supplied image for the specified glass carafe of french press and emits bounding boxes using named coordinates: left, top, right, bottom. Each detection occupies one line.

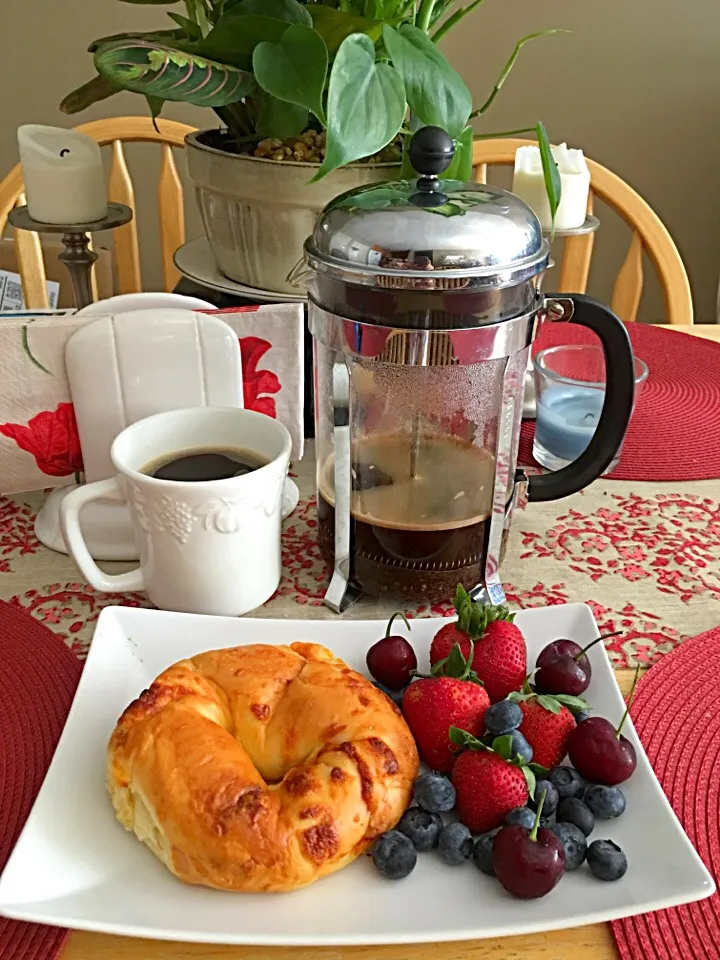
left=296, top=127, right=635, bottom=611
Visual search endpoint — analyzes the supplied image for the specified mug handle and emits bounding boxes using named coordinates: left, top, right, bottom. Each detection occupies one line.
left=527, top=293, right=636, bottom=502
left=60, top=479, right=146, bottom=593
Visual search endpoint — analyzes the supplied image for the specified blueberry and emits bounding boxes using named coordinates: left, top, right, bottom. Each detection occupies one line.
left=509, top=729, right=533, bottom=764
left=484, top=700, right=523, bottom=736
left=413, top=772, right=456, bottom=813
left=529, top=781, right=559, bottom=816
left=584, top=785, right=626, bottom=819
left=548, top=765, right=586, bottom=800
left=472, top=834, right=496, bottom=876
left=550, top=822, right=588, bottom=871
left=557, top=797, right=595, bottom=837
left=371, top=830, right=417, bottom=879
left=574, top=710, right=591, bottom=723
left=438, top=822, right=474, bottom=865
left=504, top=806, right=535, bottom=829
left=586, top=839, right=628, bottom=881
left=372, top=681, right=405, bottom=706
left=539, top=815, right=555, bottom=828
left=397, top=807, right=443, bottom=852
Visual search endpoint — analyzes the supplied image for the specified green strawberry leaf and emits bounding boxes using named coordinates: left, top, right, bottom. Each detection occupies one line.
left=443, top=642, right=469, bottom=678
left=529, top=762, right=549, bottom=777
left=492, top=734, right=513, bottom=761
left=536, top=695, right=562, bottom=715
left=553, top=694, right=591, bottom=711
left=521, top=766, right=537, bottom=800
left=448, top=726, right=485, bottom=749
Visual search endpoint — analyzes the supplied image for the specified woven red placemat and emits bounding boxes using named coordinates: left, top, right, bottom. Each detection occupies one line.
left=519, top=322, right=720, bottom=481
left=0, top=601, right=82, bottom=960
left=612, top=624, right=720, bottom=959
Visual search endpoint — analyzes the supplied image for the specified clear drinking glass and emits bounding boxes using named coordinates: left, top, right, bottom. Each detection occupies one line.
left=533, top=344, right=649, bottom=473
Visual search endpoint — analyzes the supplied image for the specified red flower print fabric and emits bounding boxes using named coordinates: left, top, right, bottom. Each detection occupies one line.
left=239, top=336, right=281, bottom=418
left=0, top=402, right=83, bottom=477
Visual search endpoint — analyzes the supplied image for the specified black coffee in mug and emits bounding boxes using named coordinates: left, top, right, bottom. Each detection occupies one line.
left=141, top=446, right=268, bottom=482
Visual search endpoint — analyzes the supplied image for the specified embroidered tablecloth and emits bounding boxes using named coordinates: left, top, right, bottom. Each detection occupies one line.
left=1, top=443, right=718, bottom=669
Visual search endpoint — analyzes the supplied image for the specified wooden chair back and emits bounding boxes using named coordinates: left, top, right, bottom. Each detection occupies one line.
left=0, top=117, right=196, bottom=309
left=472, top=138, right=693, bottom=325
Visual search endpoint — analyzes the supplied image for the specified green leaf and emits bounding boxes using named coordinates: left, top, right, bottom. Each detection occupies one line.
left=443, top=642, right=468, bottom=678
left=88, top=30, right=185, bottom=53
left=308, top=5, right=384, bottom=55
left=448, top=726, right=484, bottom=749
left=60, top=75, right=119, bottom=114
left=492, top=734, right=513, bottom=762
left=253, top=25, right=328, bottom=124
left=521, top=766, right=537, bottom=800
left=256, top=93, right=308, bottom=138
left=536, top=120, right=562, bottom=237
left=200, top=13, right=290, bottom=70
left=233, top=0, right=312, bottom=24
left=167, top=12, right=203, bottom=39
left=528, top=762, right=549, bottom=777
left=94, top=40, right=254, bottom=106
left=553, top=693, right=590, bottom=711
left=441, top=125, right=473, bottom=181
left=145, top=94, right=165, bottom=126
left=382, top=24, right=471, bottom=138
left=536, top=694, right=562, bottom=715
left=313, top=33, right=405, bottom=180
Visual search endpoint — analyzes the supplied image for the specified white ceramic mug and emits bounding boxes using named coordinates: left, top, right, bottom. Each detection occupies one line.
left=60, top=407, right=292, bottom=616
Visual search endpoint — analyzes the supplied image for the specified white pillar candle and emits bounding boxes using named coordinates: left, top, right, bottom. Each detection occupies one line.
left=17, top=125, right=107, bottom=225
left=512, top=143, right=590, bottom=232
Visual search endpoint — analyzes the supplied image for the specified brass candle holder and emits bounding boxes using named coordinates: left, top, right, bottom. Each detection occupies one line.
left=8, top=202, right=133, bottom=309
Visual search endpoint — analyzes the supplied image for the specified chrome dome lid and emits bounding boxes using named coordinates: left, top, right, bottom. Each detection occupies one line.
left=304, top=127, right=550, bottom=291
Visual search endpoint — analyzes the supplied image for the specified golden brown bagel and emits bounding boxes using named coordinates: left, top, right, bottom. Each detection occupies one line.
left=107, top=642, right=419, bottom=892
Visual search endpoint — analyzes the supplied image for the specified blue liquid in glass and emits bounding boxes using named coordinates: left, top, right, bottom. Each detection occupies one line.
left=535, top=385, right=605, bottom=462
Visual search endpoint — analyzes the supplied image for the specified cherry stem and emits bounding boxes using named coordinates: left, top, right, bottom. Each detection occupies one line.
left=575, top=631, right=623, bottom=661
left=529, top=790, right=546, bottom=842
left=385, top=611, right=411, bottom=638
left=616, top=663, right=641, bottom=739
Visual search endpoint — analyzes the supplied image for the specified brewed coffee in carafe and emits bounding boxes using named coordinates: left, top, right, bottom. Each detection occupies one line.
left=314, top=347, right=520, bottom=601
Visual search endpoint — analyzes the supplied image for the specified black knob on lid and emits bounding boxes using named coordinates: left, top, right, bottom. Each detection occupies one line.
left=408, top=126, right=455, bottom=177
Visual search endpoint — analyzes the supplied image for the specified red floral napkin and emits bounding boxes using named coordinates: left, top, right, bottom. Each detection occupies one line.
left=0, top=600, right=82, bottom=960
left=612, top=625, right=720, bottom=959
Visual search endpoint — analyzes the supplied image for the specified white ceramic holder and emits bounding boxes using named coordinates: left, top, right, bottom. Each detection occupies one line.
left=34, top=300, right=300, bottom=560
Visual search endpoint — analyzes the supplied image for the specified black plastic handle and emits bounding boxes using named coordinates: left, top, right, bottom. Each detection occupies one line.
left=527, top=293, right=635, bottom=502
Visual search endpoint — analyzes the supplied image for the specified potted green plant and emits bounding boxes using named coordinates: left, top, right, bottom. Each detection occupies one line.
left=63, top=0, right=562, bottom=294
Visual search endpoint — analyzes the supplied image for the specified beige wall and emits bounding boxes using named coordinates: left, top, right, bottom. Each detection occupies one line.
left=1, top=0, right=718, bottom=321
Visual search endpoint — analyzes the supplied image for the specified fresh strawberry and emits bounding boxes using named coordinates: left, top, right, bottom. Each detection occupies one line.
left=430, top=587, right=527, bottom=703
left=429, top=622, right=472, bottom=668
left=450, top=728, right=536, bottom=833
left=402, top=645, right=489, bottom=774
left=509, top=683, right=589, bottom=769
left=473, top=618, right=527, bottom=703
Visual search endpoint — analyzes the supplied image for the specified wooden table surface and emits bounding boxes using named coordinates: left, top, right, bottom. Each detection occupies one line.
left=62, top=323, right=717, bottom=960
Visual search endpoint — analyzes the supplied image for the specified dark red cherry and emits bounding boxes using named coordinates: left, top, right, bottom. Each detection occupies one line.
left=492, top=792, right=566, bottom=898
left=568, top=717, right=636, bottom=785
left=534, top=653, right=589, bottom=696
left=567, top=666, right=640, bottom=785
left=366, top=612, right=416, bottom=690
left=536, top=632, right=621, bottom=687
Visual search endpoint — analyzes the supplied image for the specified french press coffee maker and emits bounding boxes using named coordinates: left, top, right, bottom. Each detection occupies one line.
left=295, top=127, right=635, bottom=612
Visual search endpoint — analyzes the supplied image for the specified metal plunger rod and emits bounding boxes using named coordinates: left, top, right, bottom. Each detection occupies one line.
left=407, top=330, right=431, bottom=478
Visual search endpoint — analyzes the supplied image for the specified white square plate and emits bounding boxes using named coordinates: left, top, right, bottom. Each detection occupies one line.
left=0, top=604, right=713, bottom=945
